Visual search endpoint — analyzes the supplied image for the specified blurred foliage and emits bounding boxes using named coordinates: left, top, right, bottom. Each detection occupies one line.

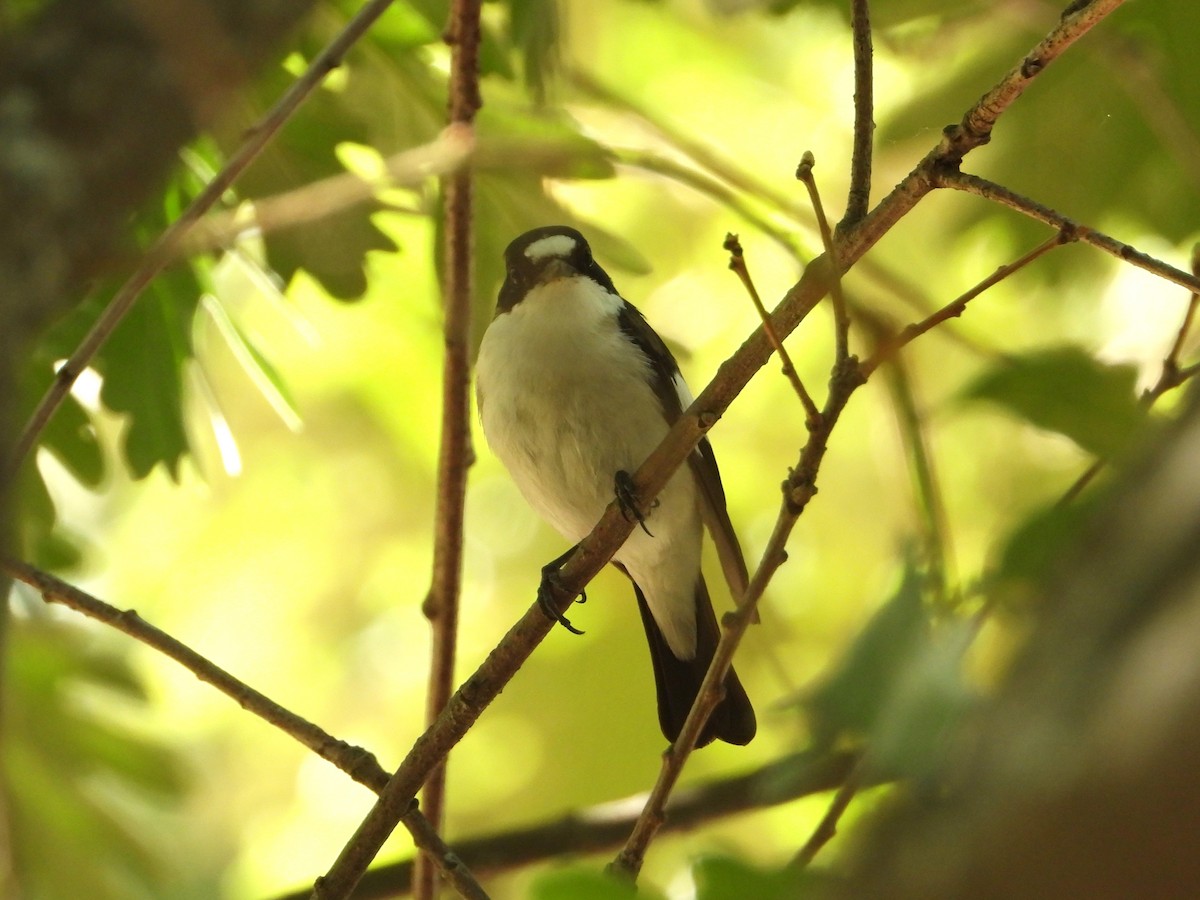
left=6, top=0, right=1200, bottom=897
left=962, top=346, right=1145, bottom=458
left=529, top=867, right=649, bottom=900
left=693, top=855, right=813, bottom=900
left=6, top=614, right=188, bottom=900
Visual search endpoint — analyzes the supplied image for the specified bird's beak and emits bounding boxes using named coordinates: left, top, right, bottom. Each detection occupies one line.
left=538, top=258, right=577, bottom=283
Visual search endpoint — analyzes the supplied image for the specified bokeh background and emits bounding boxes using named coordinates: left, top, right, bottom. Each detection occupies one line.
left=7, top=0, right=1200, bottom=897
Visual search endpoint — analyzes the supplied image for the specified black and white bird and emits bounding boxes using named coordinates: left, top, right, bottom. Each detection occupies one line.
left=475, top=225, right=756, bottom=747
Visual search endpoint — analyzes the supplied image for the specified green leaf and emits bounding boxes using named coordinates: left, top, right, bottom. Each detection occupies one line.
left=509, top=0, right=562, bottom=100
left=868, top=621, right=977, bottom=779
left=530, top=867, right=650, bottom=900
left=962, top=347, right=1144, bottom=458
left=14, top=465, right=84, bottom=571
left=695, top=856, right=814, bottom=900
left=98, top=262, right=199, bottom=480
left=804, top=564, right=930, bottom=745
left=997, top=494, right=1101, bottom=587
left=215, top=52, right=416, bottom=300
left=40, top=394, right=105, bottom=488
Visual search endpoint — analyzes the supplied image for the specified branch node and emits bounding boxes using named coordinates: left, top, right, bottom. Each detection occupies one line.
left=1020, top=54, right=1047, bottom=78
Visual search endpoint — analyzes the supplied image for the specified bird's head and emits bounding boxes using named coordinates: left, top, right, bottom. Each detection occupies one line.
left=497, top=225, right=617, bottom=314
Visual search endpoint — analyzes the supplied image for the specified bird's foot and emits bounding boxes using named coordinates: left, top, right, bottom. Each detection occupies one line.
left=538, top=547, right=586, bottom=635
left=615, top=470, right=655, bottom=536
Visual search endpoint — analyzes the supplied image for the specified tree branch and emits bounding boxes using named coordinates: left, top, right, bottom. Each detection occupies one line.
left=792, top=757, right=866, bottom=868
left=933, top=169, right=1200, bottom=295
left=861, top=231, right=1071, bottom=378
left=798, top=152, right=852, bottom=363
left=0, top=558, right=489, bottom=898
left=182, top=128, right=474, bottom=257
left=842, top=0, right=874, bottom=227
left=414, top=2, right=483, bottom=898
left=1059, top=244, right=1200, bottom=506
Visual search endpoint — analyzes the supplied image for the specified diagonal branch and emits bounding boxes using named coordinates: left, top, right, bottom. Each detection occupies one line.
left=934, top=170, right=1200, bottom=294
left=0, top=558, right=488, bottom=898
left=612, top=351, right=866, bottom=880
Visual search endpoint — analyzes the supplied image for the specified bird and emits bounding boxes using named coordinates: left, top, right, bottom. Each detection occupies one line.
left=475, top=224, right=756, bottom=747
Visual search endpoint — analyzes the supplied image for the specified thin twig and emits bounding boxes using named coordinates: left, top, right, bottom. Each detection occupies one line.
left=843, top=0, right=874, bottom=227
left=862, top=231, right=1070, bottom=378
left=791, top=758, right=866, bottom=869
left=1150, top=243, right=1200, bottom=398
left=611, top=351, right=867, bottom=881
left=724, top=233, right=820, bottom=421
left=312, top=5, right=1129, bottom=895
left=797, top=152, right=852, bottom=363
left=0, top=558, right=489, bottom=899
left=3, top=559, right=386, bottom=787
left=572, top=67, right=978, bottom=338
left=6, top=0, right=400, bottom=481
left=414, top=4, right=484, bottom=899
left=934, top=170, right=1200, bottom=296
left=855, top=231, right=1079, bottom=595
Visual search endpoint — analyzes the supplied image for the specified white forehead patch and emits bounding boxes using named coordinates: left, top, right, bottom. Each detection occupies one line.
left=524, top=234, right=577, bottom=261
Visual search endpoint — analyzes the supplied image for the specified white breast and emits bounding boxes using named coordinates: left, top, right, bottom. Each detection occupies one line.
left=476, top=277, right=703, bottom=657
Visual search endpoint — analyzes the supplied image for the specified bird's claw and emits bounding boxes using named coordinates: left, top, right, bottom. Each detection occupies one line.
left=538, top=557, right=586, bottom=635
left=615, top=470, right=654, bottom=537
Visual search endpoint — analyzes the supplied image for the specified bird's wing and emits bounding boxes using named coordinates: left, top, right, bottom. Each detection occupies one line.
left=617, top=301, right=752, bottom=604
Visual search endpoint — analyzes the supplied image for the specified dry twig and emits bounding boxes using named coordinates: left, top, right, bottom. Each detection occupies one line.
left=724, top=233, right=819, bottom=420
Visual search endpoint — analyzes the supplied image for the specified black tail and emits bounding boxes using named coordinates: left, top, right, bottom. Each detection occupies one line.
left=633, top=578, right=756, bottom=747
